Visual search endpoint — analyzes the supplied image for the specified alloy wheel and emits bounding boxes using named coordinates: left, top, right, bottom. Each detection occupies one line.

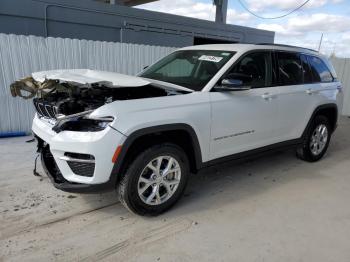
left=309, top=124, right=328, bottom=156
left=137, top=156, right=181, bottom=205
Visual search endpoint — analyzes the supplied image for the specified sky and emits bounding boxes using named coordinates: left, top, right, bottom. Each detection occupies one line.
left=137, top=0, right=350, bottom=57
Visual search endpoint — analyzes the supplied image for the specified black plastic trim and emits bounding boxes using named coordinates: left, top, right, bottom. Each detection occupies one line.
left=41, top=155, right=115, bottom=193
left=202, top=138, right=302, bottom=168
left=301, top=103, right=338, bottom=138
left=110, top=123, right=203, bottom=178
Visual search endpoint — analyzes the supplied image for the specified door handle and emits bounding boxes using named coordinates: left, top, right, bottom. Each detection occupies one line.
left=306, top=88, right=318, bottom=95
left=262, top=92, right=275, bottom=100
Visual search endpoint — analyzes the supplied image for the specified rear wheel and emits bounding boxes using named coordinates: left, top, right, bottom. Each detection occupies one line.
left=117, top=143, right=189, bottom=216
left=297, top=115, right=331, bottom=162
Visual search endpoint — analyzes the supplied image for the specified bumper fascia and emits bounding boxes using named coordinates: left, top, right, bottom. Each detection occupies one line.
left=32, top=114, right=126, bottom=193
left=40, top=150, right=117, bottom=193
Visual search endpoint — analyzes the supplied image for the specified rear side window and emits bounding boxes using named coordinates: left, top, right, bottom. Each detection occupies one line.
left=307, top=56, right=333, bottom=82
left=276, top=52, right=303, bottom=86
left=300, top=55, right=313, bottom=84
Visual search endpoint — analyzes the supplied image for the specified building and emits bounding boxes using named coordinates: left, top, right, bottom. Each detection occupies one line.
left=0, top=0, right=274, bottom=134
left=0, top=0, right=274, bottom=47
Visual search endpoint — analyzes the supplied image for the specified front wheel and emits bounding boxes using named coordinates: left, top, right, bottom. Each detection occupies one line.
left=117, top=143, right=189, bottom=216
left=296, top=115, right=331, bottom=162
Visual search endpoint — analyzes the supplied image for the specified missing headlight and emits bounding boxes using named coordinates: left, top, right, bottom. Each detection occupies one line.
left=52, top=112, right=114, bottom=133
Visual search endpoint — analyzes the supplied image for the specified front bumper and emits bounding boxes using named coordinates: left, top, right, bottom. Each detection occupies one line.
left=32, top=114, right=126, bottom=193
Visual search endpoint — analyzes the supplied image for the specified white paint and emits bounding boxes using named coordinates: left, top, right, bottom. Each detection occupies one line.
left=30, top=43, right=341, bottom=186
left=32, top=69, right=150, bottom=87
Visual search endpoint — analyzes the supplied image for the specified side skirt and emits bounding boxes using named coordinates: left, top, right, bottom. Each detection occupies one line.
left=201, top=138, right=303, bottom=169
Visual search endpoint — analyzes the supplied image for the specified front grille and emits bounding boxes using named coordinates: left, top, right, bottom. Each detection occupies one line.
left=67, top=161, right=95, bottom=177
left=33, top=99, right=58, bottom=119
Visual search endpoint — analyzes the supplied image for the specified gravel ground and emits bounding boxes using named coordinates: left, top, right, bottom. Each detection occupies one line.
left=1, top=117, right=350, bottom=262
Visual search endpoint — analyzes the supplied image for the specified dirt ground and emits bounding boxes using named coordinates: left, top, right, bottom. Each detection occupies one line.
left=1, top=118, right=350, bottom=262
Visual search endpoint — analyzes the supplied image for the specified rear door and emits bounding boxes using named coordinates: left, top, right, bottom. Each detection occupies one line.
left=274, top=51, right=315, bottom=141
left=276, top=52, right=338, bottom=141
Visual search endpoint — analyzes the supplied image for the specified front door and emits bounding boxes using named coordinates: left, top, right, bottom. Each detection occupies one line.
left=209, top=51, right=281, bottom=160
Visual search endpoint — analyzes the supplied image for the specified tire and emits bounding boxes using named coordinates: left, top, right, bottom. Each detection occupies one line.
left=296, top=115, right=331, bottom=162
left=117, top=143, right=190, bottom=216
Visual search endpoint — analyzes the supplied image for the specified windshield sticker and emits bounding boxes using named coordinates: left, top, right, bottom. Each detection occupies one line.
left=221, top=52, right=231, bottom=56
left=198, top=55, right=223, bottom=63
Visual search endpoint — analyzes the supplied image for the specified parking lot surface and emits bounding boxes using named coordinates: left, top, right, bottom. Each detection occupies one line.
left=1, top=118, right=350, bottom=262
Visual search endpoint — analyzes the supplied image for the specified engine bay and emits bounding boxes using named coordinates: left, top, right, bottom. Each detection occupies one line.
left=10, top=77, right=187, bottom=118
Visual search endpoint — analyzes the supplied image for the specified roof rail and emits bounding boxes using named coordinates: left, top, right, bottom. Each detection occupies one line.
left=256, top=43, right=318, bottom=53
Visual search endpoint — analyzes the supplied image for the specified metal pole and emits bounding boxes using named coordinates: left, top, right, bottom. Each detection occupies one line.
left=214, top=0, right=228, bottom=24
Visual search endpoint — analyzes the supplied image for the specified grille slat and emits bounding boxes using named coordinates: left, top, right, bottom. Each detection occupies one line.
left=33, top=99, right=58, bottom=119
left=37, top=103, right=45, bottom=116
left=45, top=105, right=55, bottom=118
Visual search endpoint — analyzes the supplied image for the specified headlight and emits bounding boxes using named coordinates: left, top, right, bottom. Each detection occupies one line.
left=52, top=111, right=114, bottom=133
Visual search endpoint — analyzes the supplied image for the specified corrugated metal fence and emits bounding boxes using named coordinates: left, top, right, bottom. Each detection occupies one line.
left=1, top=34, right=349, bottom=134
left=0, top=34, right=176, bottom=133
left=330, top=57, right=350, bottom=116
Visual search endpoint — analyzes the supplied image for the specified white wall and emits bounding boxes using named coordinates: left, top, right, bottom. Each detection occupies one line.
left=0, top=34, right=176, bottom=133
left=330, top=57, right=350, bottom=116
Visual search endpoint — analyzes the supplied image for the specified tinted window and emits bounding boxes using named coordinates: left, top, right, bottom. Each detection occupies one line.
left=307, top=56, right=333, bottom=82
left=300, top=55, right=313, bottom=84
left=226, top=52, right=272, bottom=88
left=276, top=52, right=303, bottom=85
left=155, top=59, right=194, bottom=77
left=141, top=50, right=235, bottom=91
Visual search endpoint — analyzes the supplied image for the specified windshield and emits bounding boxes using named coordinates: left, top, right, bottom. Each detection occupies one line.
left=140, top=50, right=235, bottom=91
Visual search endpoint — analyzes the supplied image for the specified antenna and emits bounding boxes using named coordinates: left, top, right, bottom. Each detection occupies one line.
left=318, top=33, right=323, bottom=52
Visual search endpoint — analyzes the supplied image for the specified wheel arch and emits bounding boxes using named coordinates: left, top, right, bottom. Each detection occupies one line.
left=302, top=103, right=338, bottom=138
left=110, top=124, right=203, bottom=183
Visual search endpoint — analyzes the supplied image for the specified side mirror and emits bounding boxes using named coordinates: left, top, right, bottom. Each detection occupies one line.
left=216, top=78, right=251, bottom=91
left=215, top=72, right=252, bottom=91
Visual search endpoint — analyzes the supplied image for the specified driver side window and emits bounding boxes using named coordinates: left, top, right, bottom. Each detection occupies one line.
left=226, top=52, right=273, bottom=88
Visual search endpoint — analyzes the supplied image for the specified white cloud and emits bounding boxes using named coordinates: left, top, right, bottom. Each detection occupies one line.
left=138, top=1, right=350, bottom=57
left=245, top=0, right=342, bottom=12
left=274, top=32, right=350, bottom=57
left=257, top=23, right=301, bottom=36
left=288, top=13, right=350, bottom=32
left=258, top=13, right=350, bottom=57
left=138, top=0, right=251, bottom=24
left=258, top=13, right=350, bottom=35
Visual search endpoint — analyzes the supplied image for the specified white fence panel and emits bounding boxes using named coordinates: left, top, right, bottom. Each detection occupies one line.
left=330, top=57, right=350, bottom=116
left=0, top=34, right=176, bottom=134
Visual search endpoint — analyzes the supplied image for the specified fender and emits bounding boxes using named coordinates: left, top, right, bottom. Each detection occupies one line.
left=301, top=103, right=338, bottom=139
left=110, top=123, right=203, bottom=182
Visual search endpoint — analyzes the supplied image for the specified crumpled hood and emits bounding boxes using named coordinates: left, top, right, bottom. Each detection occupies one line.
left=32, top=69, right=150, bottom=87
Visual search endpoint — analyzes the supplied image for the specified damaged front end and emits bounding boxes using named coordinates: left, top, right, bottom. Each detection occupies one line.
left=10, top=71, right=187, bottom=133
left=10, top=77, right=118, bottom=132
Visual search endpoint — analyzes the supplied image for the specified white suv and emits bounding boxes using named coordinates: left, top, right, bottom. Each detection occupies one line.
left=11, top=43, right=343, bottom=215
